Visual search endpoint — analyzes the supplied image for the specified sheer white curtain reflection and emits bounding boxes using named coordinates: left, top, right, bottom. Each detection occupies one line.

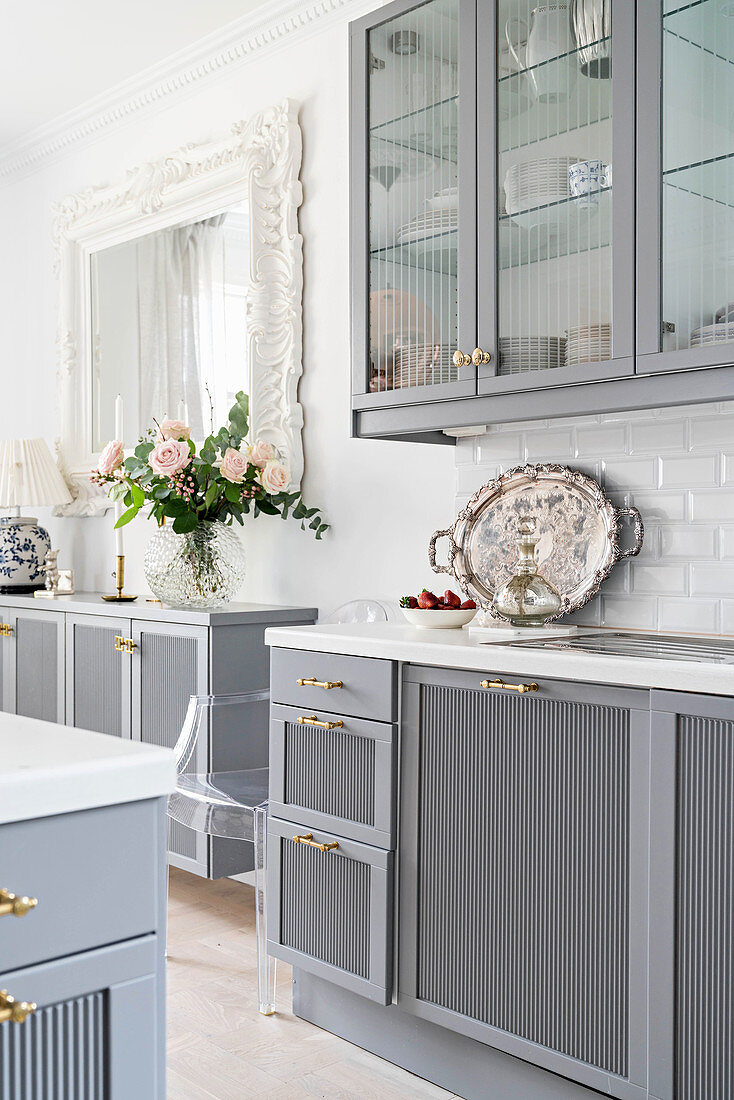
left=136, top=215, right=225, bottom=439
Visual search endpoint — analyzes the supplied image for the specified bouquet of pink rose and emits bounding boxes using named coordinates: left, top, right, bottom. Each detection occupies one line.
left=92, top=392, right=327, bottom=538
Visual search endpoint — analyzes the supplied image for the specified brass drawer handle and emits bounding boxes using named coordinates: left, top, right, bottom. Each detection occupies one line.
left=0, top=624, right=13, bottom=637
left=0, top=890, right=37, bottom=918
left=297, top=715, right=344, bottom=730
left=0, top=991, right=36, bottom=1025
left=481, top=678, right=539, bottom=694
left=296, top=678, right=343, bottom=690
left=292, top=833, right=339, bottom=853
left=114, top=635, right=137, bottom=654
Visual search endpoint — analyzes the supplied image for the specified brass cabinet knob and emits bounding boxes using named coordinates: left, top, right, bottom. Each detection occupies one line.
left=472, top=347, right=492, bottom=366
left=0, top=890, right=38, bottom=918
left=0, top=624, right=13, bottom=637
left=114, top=635, right=136, bottom=655
left=453, top=349, right=472, bottom=368
left=481, top=678, right=539, bottom=694
left=0, top=991, right=36, bottom=1025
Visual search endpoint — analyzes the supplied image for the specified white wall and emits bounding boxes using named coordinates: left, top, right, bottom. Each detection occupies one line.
left=0, top=7, right=457, bottom=616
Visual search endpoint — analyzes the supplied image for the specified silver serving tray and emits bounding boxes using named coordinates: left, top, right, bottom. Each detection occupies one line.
left=429, top=463, right=643, bottom=620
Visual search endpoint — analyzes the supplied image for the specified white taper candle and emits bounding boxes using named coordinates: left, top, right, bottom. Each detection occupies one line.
left=114, top=394, right=124, bottom=556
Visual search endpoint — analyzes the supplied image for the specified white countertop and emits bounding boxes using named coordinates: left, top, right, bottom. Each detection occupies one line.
left=0, top=713, right=176, bottom=826
left=264, top=622, right=734, bottom=697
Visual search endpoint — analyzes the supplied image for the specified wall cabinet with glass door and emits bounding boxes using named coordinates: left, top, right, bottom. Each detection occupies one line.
left=351, top=0, right=734, bottom=441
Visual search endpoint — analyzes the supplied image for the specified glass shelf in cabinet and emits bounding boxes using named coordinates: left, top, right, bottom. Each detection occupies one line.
left=370, top=230, right=458, bottom=276
left=663, top=152, right=734, bottom=206
left=499, top=188, right=612, bottom=270
left=663, top=0, right=734, bottom=64
left=498, top=37, right=611, bottom=86
left=370, top=97, right=458, bottom=165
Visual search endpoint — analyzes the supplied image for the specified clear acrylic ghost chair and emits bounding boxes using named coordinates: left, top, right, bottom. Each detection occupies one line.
left=167, top=690, right=277, bottom=1015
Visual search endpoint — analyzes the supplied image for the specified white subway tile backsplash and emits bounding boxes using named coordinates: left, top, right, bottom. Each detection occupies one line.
left=660, top=453, right=720, bottom=489
left=454, top=400, right=734, bottom=634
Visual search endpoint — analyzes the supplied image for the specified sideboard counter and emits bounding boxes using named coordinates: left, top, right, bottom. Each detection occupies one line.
left=0, top=592, right=317, bottom=627
left=264, top=622, right=734, bottom=697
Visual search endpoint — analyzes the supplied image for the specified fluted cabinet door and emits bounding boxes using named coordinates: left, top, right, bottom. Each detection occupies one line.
left=65, top=614, right=131, bottom=737
left=131, top=620, right=209, bottom=875
left=4, top=609, right=65, bottom=723
left=399, top=665, right=650, bottom=1100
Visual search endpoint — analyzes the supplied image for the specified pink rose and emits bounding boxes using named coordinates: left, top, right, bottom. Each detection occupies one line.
left=258, top=458, right=290, bottom=494
left=158, top=419, right=190, bottom=441
left=98, top=440, right=124, bottom=475
left=220, top=447, right=248, bottom=484
left=149, top=439, right=191, bottom=478
left=246, top=440, right=276, bottom=468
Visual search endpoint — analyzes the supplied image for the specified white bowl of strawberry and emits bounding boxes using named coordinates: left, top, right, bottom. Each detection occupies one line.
left=400, top=589, right=477, bottom=629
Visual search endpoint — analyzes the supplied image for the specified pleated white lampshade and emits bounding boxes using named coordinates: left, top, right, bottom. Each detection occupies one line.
left=0, top=439, right=72, bottom=508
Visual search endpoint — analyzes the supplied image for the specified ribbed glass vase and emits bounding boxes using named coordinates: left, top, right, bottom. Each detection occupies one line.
left=144, top=520, right=246, bottom=608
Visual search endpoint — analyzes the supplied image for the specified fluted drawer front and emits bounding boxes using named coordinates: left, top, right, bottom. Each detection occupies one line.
left=416, top=685, right=630, bottom=1077
left=677, top=714, right=734, bottom=1100
left=267, top=817, right=393, bottom=1003
left=0, top=993, right=106, bottom=1099
left=270, top=704, right=396, bottom=847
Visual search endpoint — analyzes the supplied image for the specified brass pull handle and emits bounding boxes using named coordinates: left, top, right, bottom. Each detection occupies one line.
left=0, top=624, right=13, bottom=637
left=114, top=636, right=136, bottom=654
left=297, top=715, right=344, bottom=730
left=453, top=349, right=471, bottom=368
left=292, top=833, right=339, bottom=853
left=481, top=678, right=539, bottom=694
left=472, top=346, right=492, bottom=365
left=0, top=890, right=38, bottom=918
left=0, top=991, right=36, bottom=1025
left=296, top=678, right=343, bottom=690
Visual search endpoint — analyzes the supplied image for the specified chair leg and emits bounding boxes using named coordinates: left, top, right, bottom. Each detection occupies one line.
left=254, top=803, right=276, bottom=1015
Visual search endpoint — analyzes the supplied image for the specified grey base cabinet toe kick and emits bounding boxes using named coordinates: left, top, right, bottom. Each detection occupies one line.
left=267, top=646, right=734, bottom=1100
left=0, top=594, right=315, bottom=878
left=0, top=799, right=168, bottom=1100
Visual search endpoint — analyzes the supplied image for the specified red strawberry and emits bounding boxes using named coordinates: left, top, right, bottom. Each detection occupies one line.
left=399, top=595, right=419, bottom=608
left=418, top=590, right=438, bottom=609
left=444, top=590, right=462, bottom=609
left=460, top=599, right=476, bottom=610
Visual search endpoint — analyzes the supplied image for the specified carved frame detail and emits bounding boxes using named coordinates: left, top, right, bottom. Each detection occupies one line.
left=53, top=99, right=304, bottom=516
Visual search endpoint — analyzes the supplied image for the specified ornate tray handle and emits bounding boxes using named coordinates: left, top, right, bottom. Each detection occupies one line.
left=615, top=507, right=644, bottom=559
left=429, top=529, right=455, bottom=576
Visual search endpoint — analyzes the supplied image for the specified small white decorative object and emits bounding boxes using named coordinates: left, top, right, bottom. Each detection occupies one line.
left=53, top=101, right=304, bottom=515
left=0, top=440, right=72, bottom=592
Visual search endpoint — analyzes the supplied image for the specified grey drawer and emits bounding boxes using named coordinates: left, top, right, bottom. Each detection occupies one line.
left=0, top=800, right=161, bottom=972
left=267, top=815, right=392, bottom=1004
left=271, top=647, right=397, bottom=722
left=269, top=703, right=396, bottom=848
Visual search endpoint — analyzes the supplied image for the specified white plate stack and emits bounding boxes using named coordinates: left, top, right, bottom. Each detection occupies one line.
left=690, top=322, right=734, bottom=346
left=393, top=344, right=457, bottom=388
left=498, top=336, right=565, bottom=374
left=565, top=323, right=612, bottom=365
left=396, top=208, right=458, bottom=245
left=504, top=157, right=578, bottom=215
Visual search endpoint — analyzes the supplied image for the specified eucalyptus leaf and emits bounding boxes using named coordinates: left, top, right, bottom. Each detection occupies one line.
left=114, top=505, right=138, bottom=529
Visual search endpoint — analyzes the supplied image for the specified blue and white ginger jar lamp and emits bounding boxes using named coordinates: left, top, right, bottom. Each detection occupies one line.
left=0, top=439, right=72, bottom=592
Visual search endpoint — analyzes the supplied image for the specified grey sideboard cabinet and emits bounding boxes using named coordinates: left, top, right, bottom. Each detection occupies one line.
left=267, top=646, right=734, bottom=1100
left=0, top=798, right=168, bottom=1100
left=0, top=595, right=316, bottom=879
left=350, top=1, right=734, bottom=443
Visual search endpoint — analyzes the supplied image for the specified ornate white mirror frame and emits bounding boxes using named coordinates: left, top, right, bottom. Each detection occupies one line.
left=53, top=99, right=304, bottom=516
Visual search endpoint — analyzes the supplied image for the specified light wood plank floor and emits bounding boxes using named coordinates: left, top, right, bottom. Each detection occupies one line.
left=167, top=868, right=463, bottom=1100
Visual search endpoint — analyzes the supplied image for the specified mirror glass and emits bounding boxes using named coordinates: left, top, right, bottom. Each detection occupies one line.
left=90, top=203, right=250, bottom=449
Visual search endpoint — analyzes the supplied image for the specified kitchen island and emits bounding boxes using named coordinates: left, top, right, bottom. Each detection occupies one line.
left=265, top=622, right=734, bottom=1100
left=0, top=713, right=175, bottom=1099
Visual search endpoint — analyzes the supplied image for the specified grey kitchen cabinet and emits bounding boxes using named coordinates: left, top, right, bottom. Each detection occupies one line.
left=0, top=594, right=317, bottom=880
left=399, top=664, right=650, bottom=1098
left=350, top=1, right=734, bottom=443
left=2, top=607, right=65, bottom=723
left=648, top=690, right=734, bottom=1100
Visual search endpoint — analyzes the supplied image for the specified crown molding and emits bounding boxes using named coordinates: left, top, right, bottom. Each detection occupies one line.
left=0, top=0, right=380, bottom=185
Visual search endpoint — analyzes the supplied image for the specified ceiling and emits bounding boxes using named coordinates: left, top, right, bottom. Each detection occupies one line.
left=0, top=0, right=269, bottom=150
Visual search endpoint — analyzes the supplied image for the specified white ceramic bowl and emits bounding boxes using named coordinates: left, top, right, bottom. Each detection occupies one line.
left=401, top=607, right=477, bottom=630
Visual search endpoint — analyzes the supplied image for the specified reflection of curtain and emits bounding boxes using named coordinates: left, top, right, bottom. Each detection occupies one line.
left=136, top=215, right=225, bottom=440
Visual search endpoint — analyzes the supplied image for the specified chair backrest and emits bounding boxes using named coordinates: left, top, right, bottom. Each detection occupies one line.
left=324, top=599, right=393, bottom=624
left=172, top=690, right=270, bottom=775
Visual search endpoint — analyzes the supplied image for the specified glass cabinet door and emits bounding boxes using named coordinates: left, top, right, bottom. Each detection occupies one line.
left=638, top=2, right=734, bottom=374
left=477, top=0, right=635, bottom=394
left=351, top=0, right=477, bottom=408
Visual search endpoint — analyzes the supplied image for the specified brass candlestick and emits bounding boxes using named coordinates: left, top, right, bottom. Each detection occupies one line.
left=101, top=554, right=138, bottom=602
